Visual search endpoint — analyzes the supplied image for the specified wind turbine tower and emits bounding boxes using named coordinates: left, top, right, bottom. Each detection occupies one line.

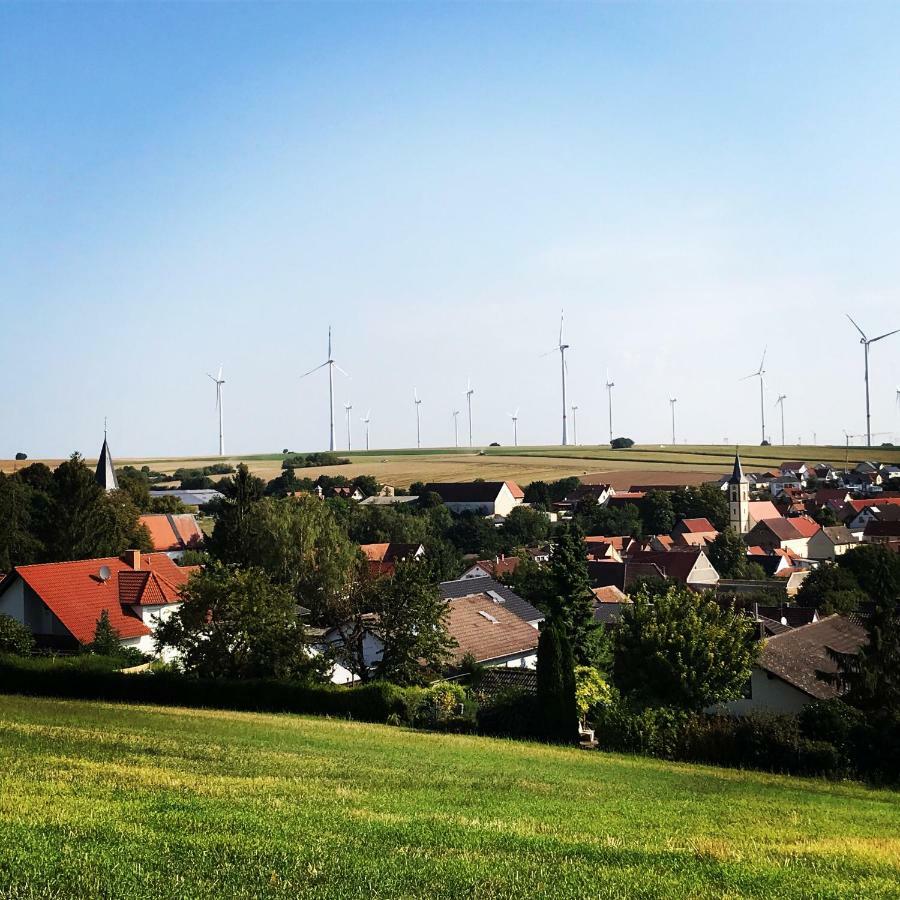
left=299, top=326, right=350, bottom=451
left=414, top=389, right=422, bottom=449
left=452, top=410, right=460, bottom=448
left=605, top=372, right=615, bottom=444
left=361, top=410, right=371, bottom=451
left=668, top=397, right=677, bottom=445
left=509, top=408, right=519, bottom=447
left=571, top=405, right=579, bottom=446
left=465, top=379, right=475, bottom=448
left=542, top=311, right=570, bottom=445
left=206, top=366, right=225, bottom=456
left=740, top=348, right=767, bottom=445
left=846, top=315, right=900, bottom=447
left=344, top=402, right=353, bottom=451
left=775, top=394, right=787, bottom=446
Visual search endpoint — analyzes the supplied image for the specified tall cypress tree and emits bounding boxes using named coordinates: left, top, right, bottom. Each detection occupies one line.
left=536, top=620, right=578, bottom=743
left=546, top=521, right=596, bottom=665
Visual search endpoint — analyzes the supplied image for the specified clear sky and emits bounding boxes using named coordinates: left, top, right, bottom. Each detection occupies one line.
left=2, top=1, right=900, bottom=458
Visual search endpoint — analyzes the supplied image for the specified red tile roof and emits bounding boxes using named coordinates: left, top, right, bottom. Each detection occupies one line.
left=786, top=516, right=821, bottom=538
left=444, top=593, right=540, bottom=664
left=7, top=552, right=190, bottom=644
left=676, top=518, right=717, bottom=534
left=138, top=514, right=204, bottom=552
left=505, top=481, right=525, bottom=499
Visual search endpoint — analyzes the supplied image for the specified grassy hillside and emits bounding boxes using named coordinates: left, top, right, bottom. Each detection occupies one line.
left=0, top=696, right=898, bottom=898
left=3, top=442, right=899, bottom=487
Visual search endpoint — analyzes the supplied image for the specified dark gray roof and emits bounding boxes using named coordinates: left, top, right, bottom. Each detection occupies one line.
left=95, top=438, right=118, bottom=492
left=593, top=602, right=627, bottom=625
left=475, top=667, right=537, bottom=698
left=759, top=615, right=867, bottom=700
left=439, top=576, right=543, bottom=624
left=426, top=482, right=506, bottom=503
left=729, top=452, right=747, bottom=485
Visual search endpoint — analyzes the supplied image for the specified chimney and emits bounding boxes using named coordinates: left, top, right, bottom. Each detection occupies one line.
left=123, top=549, right=141, bottom=571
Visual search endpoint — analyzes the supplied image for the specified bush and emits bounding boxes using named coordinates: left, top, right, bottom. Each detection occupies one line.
left=414, top=682, right=474, bottom=732
left=0, top=615, right=35, bottom=656
left=0, top=656, right=425, bottom=724
left=476, top=688, right=539, bottom=738
left=610, top=437, right=634, bottom=449
left=14, top=452, right=27, bottom=461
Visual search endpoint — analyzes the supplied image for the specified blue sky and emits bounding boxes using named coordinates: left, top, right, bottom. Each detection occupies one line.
left=2, top=1, right=900, bottom=458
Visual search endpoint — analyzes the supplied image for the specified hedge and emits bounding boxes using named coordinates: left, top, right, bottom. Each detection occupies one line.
left=0, top=655, right=420, bottom=724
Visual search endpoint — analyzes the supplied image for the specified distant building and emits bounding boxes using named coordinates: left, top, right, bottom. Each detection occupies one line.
left=424, top=481, right=523, bottom=517
left=360, top=542, right=424, bottom=577
left=139, top=513, right=205, bottom=560
left=728, top=453, right=750, bottom=535
left=94, top=434, right=118, bottom=492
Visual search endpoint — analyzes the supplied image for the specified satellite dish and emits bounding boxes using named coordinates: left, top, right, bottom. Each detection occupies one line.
left=98, top=565, right=111, bottom=583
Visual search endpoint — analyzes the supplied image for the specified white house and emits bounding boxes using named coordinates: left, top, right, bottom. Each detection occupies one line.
left=0, top=550, right=190, bottom=659
left=324, top=577, right=543, bottom=684
left=720, top=615, right=866, bottom=715
left=424, top=481, right=524, bottom=517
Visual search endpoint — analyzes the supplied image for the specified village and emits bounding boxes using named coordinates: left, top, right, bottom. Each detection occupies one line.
left=2, top=435, right=898, bottom=736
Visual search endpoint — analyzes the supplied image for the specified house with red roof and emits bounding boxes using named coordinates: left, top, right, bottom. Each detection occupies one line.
left=744, top=517, right=813, bottom=557
left=139, top=513, right=204, bottom=559
left=0, top=550, right=191, bottom=658
left=424, top=481, right=523, bottom=518
left=670, top=517, right=719, bottom=548
left=360, top=542, right=424, bottom=577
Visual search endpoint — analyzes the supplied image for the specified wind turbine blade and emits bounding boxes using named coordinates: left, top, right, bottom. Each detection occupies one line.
left=514, top=407, right=519, bottom=417
left=328, top=325, right=332, bottom=358
left=539, top=347, right=558, bottom=358
left=206, top=373, right=217, bottom=382
left=299, top=360, right=329, bottom=379
left=846, top=314, right=867, bottom=341
left=217, top=365, right=223, bottom=381
left=759, top=346, right=767, bottom=373
left=739, top=371, right=758, bottom=381
left=333, top=363, right=351, bottom=378
left=559, top=311, right=564, bottom=347
left=870, top=328, right=900, bottom=343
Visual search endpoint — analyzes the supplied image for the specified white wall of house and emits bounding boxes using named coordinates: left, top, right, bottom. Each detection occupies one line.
left=444, top=484, right=521, bottom=518
left=0, top=579, right=69, bottom=638
left=686, top=554, right=719, bottom=586
left=719, top=668, right=815, bottom=715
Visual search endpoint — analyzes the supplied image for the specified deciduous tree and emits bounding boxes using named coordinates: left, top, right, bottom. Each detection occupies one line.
left=613, top=585, right=759, bottom=710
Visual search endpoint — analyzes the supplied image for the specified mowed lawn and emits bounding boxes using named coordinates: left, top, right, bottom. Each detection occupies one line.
left=0, top=697, right=899, bottom=899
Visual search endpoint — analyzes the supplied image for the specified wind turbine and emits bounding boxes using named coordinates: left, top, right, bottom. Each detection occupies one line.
left=740, top=347, right=767, bottom=445
left=344, top=402, right=353, bottom=451
left=509, top=408, right=519, bottom=447
left=605, top=371, right=615, bottom=444
left=465, top=379, right=475, bottom=448
left=570, top=405, right=579, bottom=446
left=361, top=409, right=371, bottom=451
left=414, top=389, right=423, bottom=449
left=206, top=365, right=225, bottom=457
left=299, top=326, right=350, bottom=451
left=668, top=397, right=677, bottom=445
left=775, top=394, right=787, bottom=446
left=452, top=410, right=460, bottom=448
left=541, top=310, right=570, bottom=445
left=846, top=315, right=900, bottom=447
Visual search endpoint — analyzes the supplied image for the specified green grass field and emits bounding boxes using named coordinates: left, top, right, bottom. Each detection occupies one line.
left=1, top=696, right=898, bottom=898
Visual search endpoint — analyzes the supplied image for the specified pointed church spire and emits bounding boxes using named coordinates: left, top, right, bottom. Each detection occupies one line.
left=729, top=449, right=747, bottom=485
left=95, top=423, right=118, bottom=492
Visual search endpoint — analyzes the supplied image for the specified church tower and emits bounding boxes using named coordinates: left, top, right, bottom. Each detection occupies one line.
left=728, top=451, right=749, bottom=534
left=95, top=423, right=118, bottom=492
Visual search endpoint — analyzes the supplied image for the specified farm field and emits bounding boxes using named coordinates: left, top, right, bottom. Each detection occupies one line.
left=4, top=442, right=898, bottom=489
left=0, top=695, right=898, bottom=899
